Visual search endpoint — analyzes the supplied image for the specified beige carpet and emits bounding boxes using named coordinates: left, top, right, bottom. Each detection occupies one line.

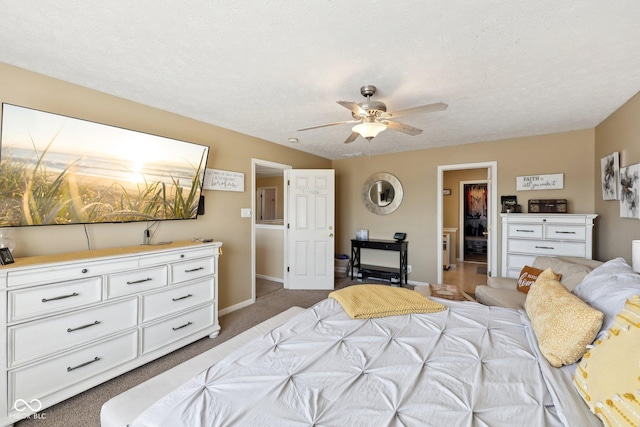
left=15, top=277, right=360, bottom=427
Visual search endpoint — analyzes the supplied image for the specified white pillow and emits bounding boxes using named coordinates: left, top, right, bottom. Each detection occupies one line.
left=572, top=257, right=640, bottom=334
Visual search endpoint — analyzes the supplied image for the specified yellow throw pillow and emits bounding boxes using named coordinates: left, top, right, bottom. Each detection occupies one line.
left=525, top=268, right=603, bottom=367
left=517, top=265, right=561, bottom=294
left=574, top=295, right=640, bottom=427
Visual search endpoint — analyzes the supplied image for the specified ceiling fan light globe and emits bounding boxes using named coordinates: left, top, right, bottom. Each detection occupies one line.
left=352, top=122, right=387, bottom=140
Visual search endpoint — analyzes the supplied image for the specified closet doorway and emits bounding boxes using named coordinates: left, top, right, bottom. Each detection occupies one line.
left=461, top=181, right=488, bottom=263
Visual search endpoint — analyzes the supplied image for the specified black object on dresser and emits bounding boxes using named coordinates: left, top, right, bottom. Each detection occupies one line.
left=350, top=239, right=408, bottom=286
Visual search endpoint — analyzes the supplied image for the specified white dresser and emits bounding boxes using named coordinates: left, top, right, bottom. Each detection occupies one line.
left=500, top=213, right=597, bottom=278
left=0, top=240, right=222, bottom=425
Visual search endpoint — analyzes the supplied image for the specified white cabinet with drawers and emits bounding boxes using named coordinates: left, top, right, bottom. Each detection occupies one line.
left=0, top=240, right=222, bottom=425
left=500, top=213, right=596, bottom=278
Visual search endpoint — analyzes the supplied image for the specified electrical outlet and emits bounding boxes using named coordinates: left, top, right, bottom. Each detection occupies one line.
left=407, top=265, right=412, bottom=273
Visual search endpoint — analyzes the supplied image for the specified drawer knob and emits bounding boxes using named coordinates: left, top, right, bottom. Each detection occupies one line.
left=172, top=294, right=193, bottom=302
left=81, top=268, right=88, bottom=274
left=535, top=245, right=555, bottom=250
left=180, top=254, right=185, bottom=258
left=172, top=321, right=193, bottom=331
left=42, top=292, right=79, bottom=303
left=127, top=277, right=153, bottom=285
left=67, top=356, right=100, bottom=372
left=67, top=320, right=101, bottom=333
left=185, top=267, right=204, bottom=273
left=516, top=229, right=534, bottom=233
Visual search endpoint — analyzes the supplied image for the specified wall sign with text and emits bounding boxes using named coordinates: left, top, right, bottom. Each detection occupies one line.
left=516, top=173, right=564, bottom=191
left=203, top=169, right=245, bottom=192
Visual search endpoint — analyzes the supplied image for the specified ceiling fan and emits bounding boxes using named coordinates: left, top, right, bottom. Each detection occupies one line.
left=298, top=85, right=447, bottom=144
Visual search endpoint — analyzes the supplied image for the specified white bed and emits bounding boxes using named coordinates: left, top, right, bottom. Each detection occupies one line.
left=103, top=296, right=601, bottom=427
left=100, top=307, right=306, bottom=427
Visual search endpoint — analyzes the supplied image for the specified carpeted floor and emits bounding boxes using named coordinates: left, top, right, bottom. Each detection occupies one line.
left=255, top=278, right=283, bottom=298
left=15, top=277, right=360, bottom=427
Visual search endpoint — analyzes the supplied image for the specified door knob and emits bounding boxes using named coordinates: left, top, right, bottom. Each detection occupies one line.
left=329, top=234, right=334, bottom=238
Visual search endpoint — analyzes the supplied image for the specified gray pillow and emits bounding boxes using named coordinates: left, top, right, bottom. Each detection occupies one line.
left=572, top=257, right=640, bottom=334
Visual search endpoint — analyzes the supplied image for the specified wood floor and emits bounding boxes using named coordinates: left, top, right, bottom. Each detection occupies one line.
left=443, top=260, right=488, bottom=295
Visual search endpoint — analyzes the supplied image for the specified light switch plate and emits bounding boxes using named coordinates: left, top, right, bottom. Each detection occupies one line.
left=240, top=208, right=252, bottom=218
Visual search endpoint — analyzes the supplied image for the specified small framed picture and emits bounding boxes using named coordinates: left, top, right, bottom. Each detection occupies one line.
left=0, top=247, right=14, bottom=265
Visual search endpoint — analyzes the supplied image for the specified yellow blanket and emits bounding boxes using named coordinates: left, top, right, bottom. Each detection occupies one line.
left=329, top=284, right=446, bottom=319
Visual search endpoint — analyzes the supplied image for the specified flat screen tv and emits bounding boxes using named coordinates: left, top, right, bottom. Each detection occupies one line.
left=0, top=103, right=209, bottom=227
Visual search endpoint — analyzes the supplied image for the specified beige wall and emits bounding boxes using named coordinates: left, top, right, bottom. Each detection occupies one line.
left=0, top=63, right=331, bottom=310
left=255, top=226, right=284, bottom=280
left=594, top=91, right=640, bottom=262
left=334, top=129, right=595, bottom=283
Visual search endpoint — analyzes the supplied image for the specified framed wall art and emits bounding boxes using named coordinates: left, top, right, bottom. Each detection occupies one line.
left=516, top=173, right=563, bottom=191
left=203, top=168, right=245, bottom=192
left=619, top=163, right=639, bottom=219
left=601, top=152, right=620, bottom=200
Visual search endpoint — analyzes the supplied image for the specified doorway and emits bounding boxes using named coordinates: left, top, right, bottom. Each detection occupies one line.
left=257, top=187, right=277, bottom=221
left=461, top=181, right=488, bottom=263
left=436, top=162, right=497, bottom=285
left=251, top=159, right=291, bottom=303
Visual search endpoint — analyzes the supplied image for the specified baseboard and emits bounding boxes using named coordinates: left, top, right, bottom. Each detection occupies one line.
left=407, top=279, right=429, bottom=287
left=256, top=274, right=284, bottom=283
left=219, top=298, right=254, bottom=317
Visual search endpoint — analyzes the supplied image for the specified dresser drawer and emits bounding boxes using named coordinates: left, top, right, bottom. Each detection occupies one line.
left=141, top=278, right=215, bottom=323
left=506, top=254, right=537, bottom=270
left=9, top=331, right=138, bottom=410
left=6, top=258, right=137, bottom=288
left=139, top=246, right=216, bottom=267
left=170, top=257, right=215, bottom=284
left=8, top=277, right=102, bottom=323
left=544, top=224, right=586, bottom=241
left=141, top=304, right=214, bottom=355
left=507, top=224, right=543, bottom=238
left=507, top=239, right=587, bottom=257
left=106, top=265, right=168, bottom=298
left=8, top=297, right=138, bottom=367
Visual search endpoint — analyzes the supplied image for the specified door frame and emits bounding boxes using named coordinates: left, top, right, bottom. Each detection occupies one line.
left=437, top=161, right=498, bottom=284
left=251, top=159, right=292, bottom=302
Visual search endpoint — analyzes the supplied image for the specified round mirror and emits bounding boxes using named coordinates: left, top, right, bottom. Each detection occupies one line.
left=369, top=180, right=395, bottom=207
left=362, top=173, right=403, bottom=215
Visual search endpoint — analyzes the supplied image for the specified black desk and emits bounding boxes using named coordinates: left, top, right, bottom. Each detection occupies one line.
left=350, top=239, right=408, bottom=285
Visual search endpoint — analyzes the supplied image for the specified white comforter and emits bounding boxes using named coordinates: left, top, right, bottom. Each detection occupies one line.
left=131, top=298, right=600, bottom=427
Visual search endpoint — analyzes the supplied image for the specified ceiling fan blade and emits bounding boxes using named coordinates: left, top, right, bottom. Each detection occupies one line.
left=384, top=120, right=423, bottom=136
left=344, top=132, right=359, bottom=144
left=337, top=101, right=368, bottom=117
left=297, top=120, right=359, bottom=131
left=384, top=102, right=448, bottom=119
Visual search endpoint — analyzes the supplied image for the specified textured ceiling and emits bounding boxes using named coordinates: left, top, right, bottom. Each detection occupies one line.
left=1, top=1, right=640, bottom=160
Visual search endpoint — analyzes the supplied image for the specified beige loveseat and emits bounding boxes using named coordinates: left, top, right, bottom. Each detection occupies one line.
left=475, top=256, right=604, bottom=309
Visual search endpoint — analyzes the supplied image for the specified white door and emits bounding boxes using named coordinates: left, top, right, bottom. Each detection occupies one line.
left=286, top=169, right=335, bottom=290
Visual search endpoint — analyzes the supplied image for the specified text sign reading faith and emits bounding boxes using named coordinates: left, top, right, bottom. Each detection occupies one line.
left=516, top=173, right=564, bottom=191
left=203, top=169, right=245, bottom=192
